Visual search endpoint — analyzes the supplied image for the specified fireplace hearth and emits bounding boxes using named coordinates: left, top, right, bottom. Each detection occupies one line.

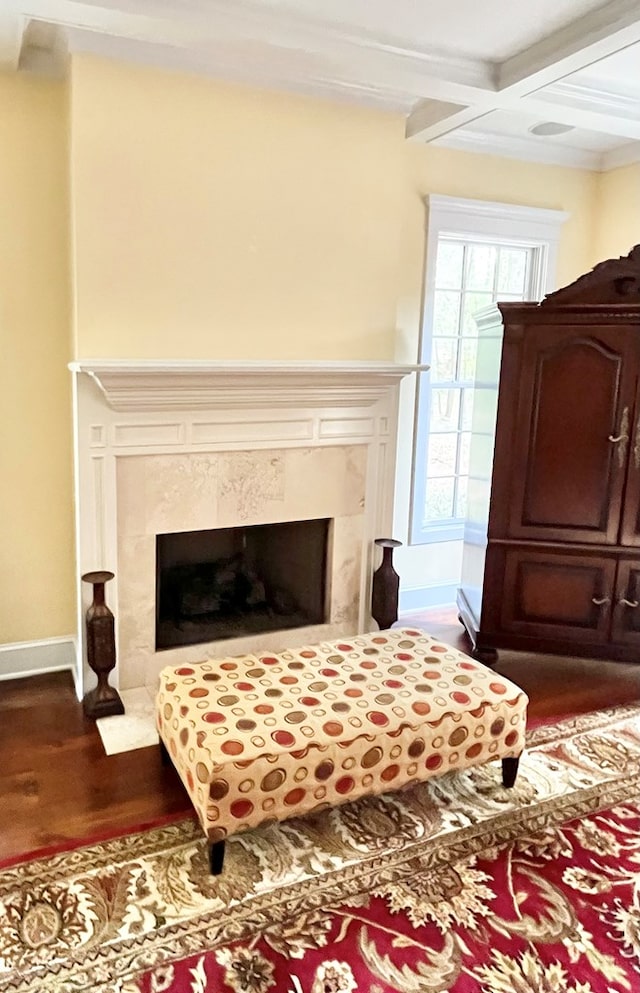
left=156, top=519, right=329, bottom=649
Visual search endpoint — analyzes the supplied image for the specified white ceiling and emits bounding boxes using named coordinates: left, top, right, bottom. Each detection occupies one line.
left=3, top=0, right=640, bottom=171
left=253, top=0, right=612, bottom=61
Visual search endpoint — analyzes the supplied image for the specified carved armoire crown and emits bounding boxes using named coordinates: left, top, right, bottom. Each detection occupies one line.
left=458, top=245, right=640, bottom=664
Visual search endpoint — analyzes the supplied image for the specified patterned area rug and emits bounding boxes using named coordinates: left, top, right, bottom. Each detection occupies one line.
left=139, top=797, right=640, bottom=993
left=0, top=704, right=638, bottom=993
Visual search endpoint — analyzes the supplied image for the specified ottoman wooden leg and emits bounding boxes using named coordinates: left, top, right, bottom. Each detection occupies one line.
left=502, top=755, right=520, bottom=788
left=208, top=839, right=226, bottom=875
left=159, top=739, right=171, bottom=767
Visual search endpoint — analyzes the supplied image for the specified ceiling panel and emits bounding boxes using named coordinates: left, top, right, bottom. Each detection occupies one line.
left=251, top=0, right=611, bottom=59
left=466, top=109, right=630, bottom=151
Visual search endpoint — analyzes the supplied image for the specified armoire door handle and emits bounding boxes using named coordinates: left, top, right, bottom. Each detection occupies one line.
left=618, top=596, right=639, bottom=608
left=608, top=406, right=630, bottom=468
left=591, top=596, right=610, bottom=606
left=633, top=413, right=640, bottom=470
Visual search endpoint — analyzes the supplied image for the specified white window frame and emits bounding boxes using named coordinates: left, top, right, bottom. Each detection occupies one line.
left=410, top=195, right=569, bottom=545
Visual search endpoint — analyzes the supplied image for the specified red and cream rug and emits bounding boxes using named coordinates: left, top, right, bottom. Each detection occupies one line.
left=0, top=704, right=638, bottom=993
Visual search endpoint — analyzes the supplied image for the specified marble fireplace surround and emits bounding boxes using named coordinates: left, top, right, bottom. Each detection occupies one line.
left=70, top=360, right=417, bottom=696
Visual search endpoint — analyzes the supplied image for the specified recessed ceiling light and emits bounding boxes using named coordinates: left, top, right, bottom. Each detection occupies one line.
left=529, top=121, right=576, bottom=137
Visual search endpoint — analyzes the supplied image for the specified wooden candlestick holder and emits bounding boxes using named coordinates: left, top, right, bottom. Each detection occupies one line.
left=82, top=570, right=125, bottom=719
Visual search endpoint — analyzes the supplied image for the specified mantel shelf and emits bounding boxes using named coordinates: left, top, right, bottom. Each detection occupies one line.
left=69, top=359, right=424, bottom=412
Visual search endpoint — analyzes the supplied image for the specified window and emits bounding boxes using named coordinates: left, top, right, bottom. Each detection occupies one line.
left=411, top=196, right=568, bottom=545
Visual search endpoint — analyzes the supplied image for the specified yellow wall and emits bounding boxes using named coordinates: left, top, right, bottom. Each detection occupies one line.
left=1, top=54, right=612, bottom=644
left=594, top=162, right=640, bottom=262
left=69, top=55, right=407, bottom=360
left=0, top=74, right=75, bottom=644
left=69, top=55, right=599, bottom=362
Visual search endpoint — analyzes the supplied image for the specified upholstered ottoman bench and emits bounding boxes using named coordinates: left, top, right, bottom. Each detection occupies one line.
left=156, top=628, right=528, bottom=874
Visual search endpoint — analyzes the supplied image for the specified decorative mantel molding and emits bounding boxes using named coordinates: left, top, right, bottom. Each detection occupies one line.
left=69, top=360, right=423, bottom=412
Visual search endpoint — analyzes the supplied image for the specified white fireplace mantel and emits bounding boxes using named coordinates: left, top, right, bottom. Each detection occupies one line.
left=70, top=356, right=423, bottom=698
left=69, top=359, right=424, bottom=412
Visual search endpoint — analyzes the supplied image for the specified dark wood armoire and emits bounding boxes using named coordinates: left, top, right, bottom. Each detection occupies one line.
left=458, top=245, right=640, bottom=664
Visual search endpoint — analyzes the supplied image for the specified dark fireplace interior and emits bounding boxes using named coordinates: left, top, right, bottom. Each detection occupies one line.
left=156, top=518, right=330, bottom=650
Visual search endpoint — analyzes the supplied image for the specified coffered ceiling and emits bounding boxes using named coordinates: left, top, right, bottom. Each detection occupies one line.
left=3, top=0, right=640, bottom=171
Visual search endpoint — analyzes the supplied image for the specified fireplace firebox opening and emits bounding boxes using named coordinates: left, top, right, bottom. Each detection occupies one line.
left=155, top=518, right=331, bottom=650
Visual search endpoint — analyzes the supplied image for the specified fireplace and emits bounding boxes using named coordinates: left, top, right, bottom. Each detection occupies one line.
left=156, top=519, right=329, bottom=648
left=70, top=360, right=417, bottom=693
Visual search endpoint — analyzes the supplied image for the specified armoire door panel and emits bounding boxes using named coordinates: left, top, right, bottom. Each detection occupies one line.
left=501, top=549, right=615, bottom=643
left=507, top=327, right=638, bottom=544
left=611, top=560, right=640, bottom=646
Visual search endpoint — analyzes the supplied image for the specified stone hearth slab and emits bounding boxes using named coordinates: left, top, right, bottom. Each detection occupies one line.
left=96, top=687, right=158, bottom=755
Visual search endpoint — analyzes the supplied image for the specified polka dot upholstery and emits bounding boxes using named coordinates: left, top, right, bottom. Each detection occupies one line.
left=156, top=628, right=528, bottom=843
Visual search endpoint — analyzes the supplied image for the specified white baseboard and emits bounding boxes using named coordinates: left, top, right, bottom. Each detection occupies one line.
left=399, top=583, right=458, bottom=613
left=0, top=636, right=77, bottom=682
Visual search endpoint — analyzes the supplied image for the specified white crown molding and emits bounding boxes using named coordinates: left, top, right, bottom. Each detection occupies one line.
left=541, top=77, right=640, bottom=116
left=601, top=142, right=640, bottom=171
left=434, top=128, right=603, bottom=172
left=63, top=22, right=496, bottom=110
left=65, top=29, right=416, bottom=112
left=59, top=1, right=495, bottom=95
left=69, top=360, right=423, bottom=412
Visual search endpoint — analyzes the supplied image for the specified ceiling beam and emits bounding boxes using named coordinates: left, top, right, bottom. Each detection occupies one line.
left=0, top=13, right=26, bottom=70
left=405, top=101, right=496, bottom=141
left=407, top=87, right=640, bottom=144
left=498, top=0, right=640, bottom=94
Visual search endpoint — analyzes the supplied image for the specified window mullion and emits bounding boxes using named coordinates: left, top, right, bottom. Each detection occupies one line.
left=451, top=246, right=468, bottom=520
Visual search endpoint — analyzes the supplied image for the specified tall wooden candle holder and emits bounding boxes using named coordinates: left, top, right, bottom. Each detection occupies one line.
left=82, top=570, right=125, bottom=719
left=371, top=537, right=402, bottom=630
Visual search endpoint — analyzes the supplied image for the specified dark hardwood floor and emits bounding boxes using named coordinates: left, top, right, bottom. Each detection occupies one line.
left=1, top=609, right=638, bottom=863
left=0, top=672, right=190, bottom=863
